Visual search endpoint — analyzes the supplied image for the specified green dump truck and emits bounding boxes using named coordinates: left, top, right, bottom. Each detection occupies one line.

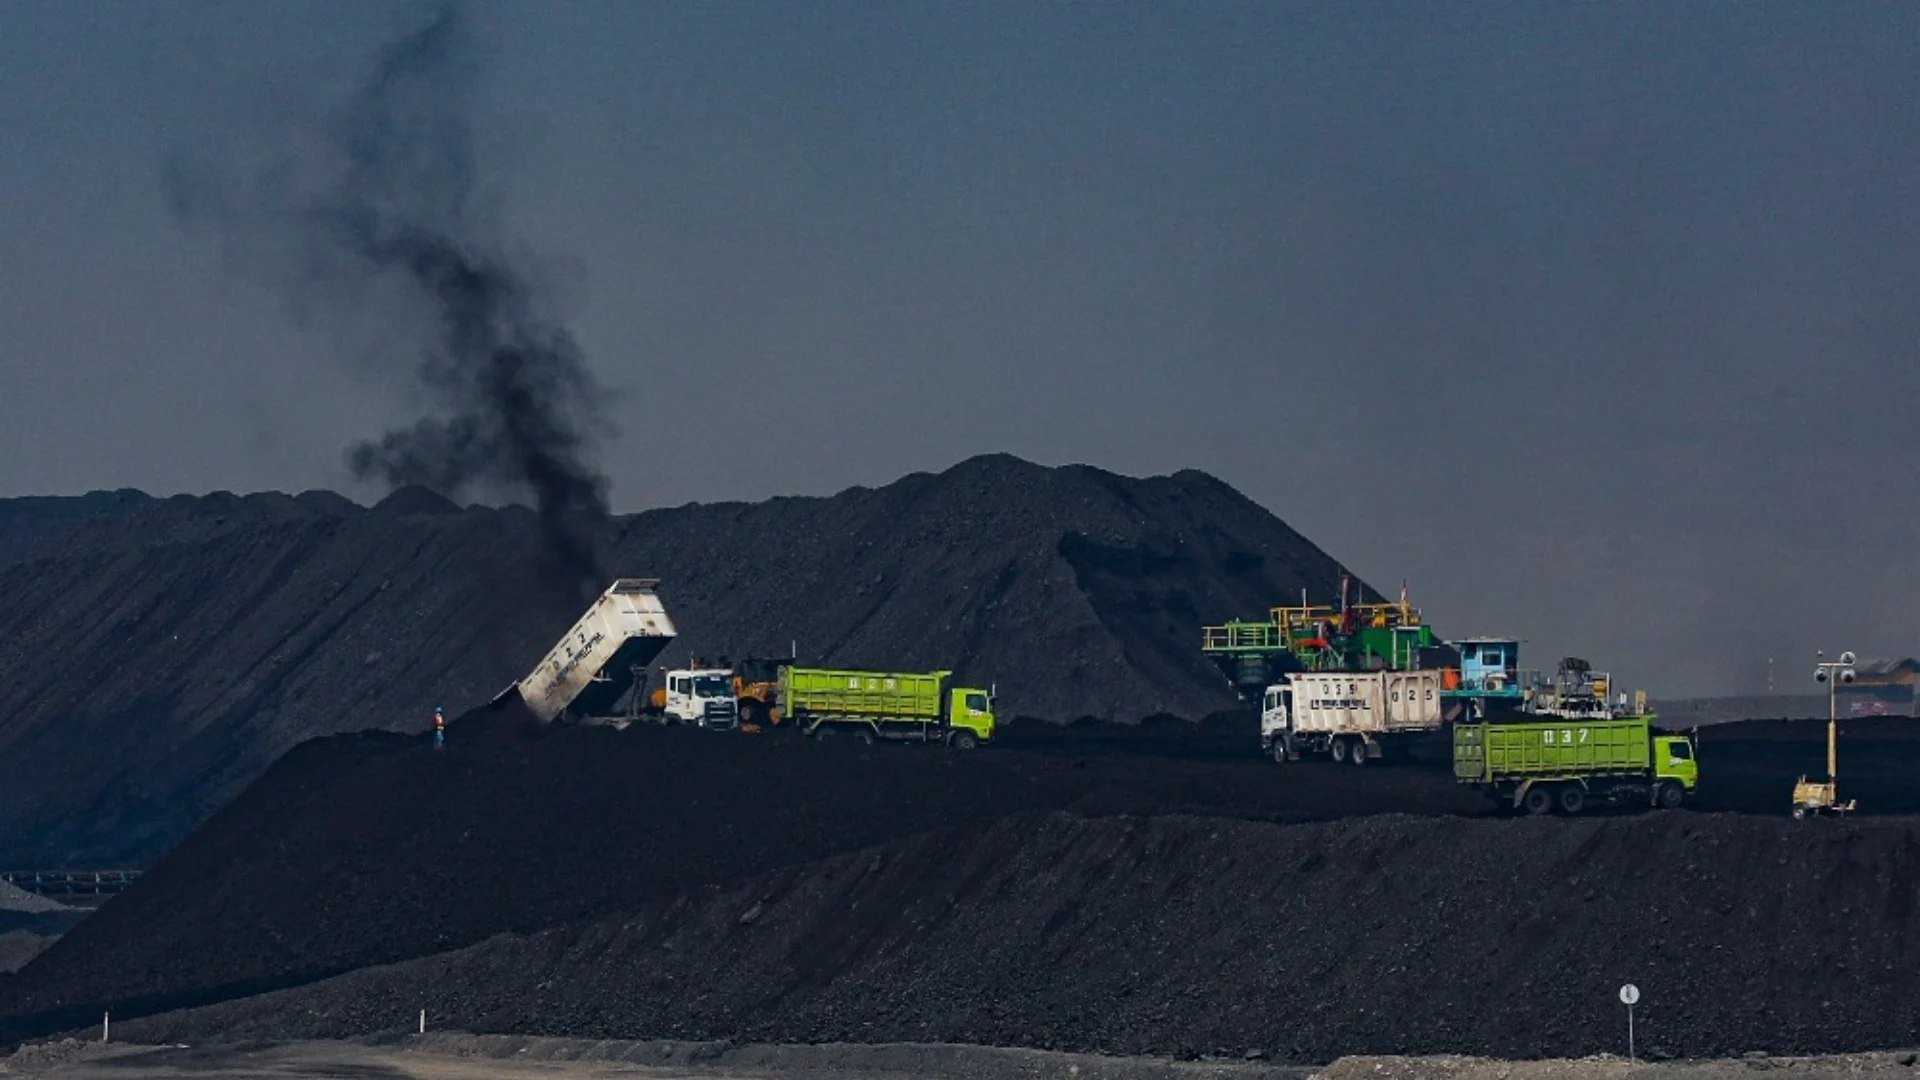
left=782, top=667, right=996, bottom=749
left=1454, top=714, right=1697, bottom=814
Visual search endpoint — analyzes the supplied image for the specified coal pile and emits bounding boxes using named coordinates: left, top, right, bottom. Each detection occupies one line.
left=0, top=703, right=1483, bottom=1041
left=111, top=810, right=1920, bottom=1063
left=0, top=455, right=1361, bottom=867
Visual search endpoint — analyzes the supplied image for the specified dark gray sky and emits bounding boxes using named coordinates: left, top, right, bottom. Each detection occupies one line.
left=4, top=2, right=1917, bottom=696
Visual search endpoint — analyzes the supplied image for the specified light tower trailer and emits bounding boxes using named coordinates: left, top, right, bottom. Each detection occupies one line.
left=1260, top=669, right=1447, bottom=765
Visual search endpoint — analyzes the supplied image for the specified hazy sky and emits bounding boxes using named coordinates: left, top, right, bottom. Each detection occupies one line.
left=4, top=2, right=1917, bottom=696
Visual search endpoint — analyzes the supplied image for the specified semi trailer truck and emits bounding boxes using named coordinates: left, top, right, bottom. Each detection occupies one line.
left=1260, top=669, right=1447, bottom=764
left=782, top=667, right=996, bottom=748
left=1453, top=714, right=1697, bottom=814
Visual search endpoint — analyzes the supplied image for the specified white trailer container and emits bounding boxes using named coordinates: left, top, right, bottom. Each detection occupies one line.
left=1259, top=669, right=1446, bottom=765
left=507, top=578, right=678, bottom=723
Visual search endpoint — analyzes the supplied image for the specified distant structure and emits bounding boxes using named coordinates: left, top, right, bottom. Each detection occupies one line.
left=1836, top=657, right=1920, bottom=717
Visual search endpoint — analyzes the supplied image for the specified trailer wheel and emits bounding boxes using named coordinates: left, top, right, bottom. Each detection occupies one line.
left=949, top=730, right=979, bottom=751
left=1522, top=786, right=1553, bottom=816
left=1556, top=785, right=1586, bottom=815
left=1656, top=782, right=1684, bottom=810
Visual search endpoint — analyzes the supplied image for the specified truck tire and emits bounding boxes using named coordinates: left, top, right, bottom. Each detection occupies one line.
left=1348, top=738, right=1368, bottom=767
left=853, top=727, right=875, bottom=746
left=1270, top=739, right=1290, bottom=765
left=1522, top=786, right=1553, bottom=816
left=1329, top=738, right=1349, bottom=764
left=1557, top=785, right=1586, bottom=815
left=1656, top=782, right=1684, bottom=810
left=1791, top=805, right=1808, bottom=820
left=949, top=730, right=979, bottom=751
left=737, top=698, right=762, bottom=726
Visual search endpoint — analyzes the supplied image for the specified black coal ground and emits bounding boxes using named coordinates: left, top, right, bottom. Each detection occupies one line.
left=7, top=710, right=1919, bottom=1062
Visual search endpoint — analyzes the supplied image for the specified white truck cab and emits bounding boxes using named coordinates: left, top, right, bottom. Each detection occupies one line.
left=656, top=668, right=738, bottom=729
left=1259, top=683, right=1293, bottom=763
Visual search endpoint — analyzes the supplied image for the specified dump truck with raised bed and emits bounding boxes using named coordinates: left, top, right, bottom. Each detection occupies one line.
left=1454, top=714, right=1697, bottom=814
left=503, top=578, right=679, bottom=723
left=782, top=666, right=995, bottom=748
left=1260, top=669, right=1446, bottom=764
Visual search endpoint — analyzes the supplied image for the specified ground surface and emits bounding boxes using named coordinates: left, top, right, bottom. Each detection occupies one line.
left=8, top=712, right=1917, bottom=1061
left=8, top=1039, right=1920, bottom=1080
left=0, top=1037, right=1310, bottom=1080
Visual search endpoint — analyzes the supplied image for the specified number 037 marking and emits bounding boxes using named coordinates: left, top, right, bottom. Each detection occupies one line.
left=1542, top=728, right=1590, bottom=744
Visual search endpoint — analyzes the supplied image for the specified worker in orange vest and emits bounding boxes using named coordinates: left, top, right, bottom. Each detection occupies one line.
left=433, top=706, right=445, bottom=749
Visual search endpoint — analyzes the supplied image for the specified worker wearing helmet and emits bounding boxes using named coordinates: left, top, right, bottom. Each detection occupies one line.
left=433, top=706, right=445, bottom=749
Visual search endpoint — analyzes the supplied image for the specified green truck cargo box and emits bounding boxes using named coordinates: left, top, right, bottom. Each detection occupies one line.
left=1455, top=715, right=1654, bottom=781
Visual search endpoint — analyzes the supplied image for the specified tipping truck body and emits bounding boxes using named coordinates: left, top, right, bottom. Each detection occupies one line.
left=1454, top=714, right=1697, bottom=815
left=1260, top=669, right=1446, bottom=765
left=508, top=579, right=678, bottom=723
left=781, top=667, right=995, bottom=748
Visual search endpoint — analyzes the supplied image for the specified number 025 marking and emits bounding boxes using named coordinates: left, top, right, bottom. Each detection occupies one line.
left=1542, top=728, right=1589, bottom=744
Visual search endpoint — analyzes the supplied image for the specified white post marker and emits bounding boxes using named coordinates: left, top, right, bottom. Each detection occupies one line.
left=102, top=1010, right=110, bottom=1044
left=419, top=1009, right=426, bottom=1035
left=1619, top=983, right=1640, bottom=1062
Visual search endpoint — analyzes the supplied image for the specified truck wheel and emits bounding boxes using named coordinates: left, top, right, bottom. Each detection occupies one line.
left=1522, top=787, right=1553, bottom=816
left=1329, top=738, right=1349, bottom=764
left=1656, top=782, right=1684, bottom=810
left=949, top=730, right=979, bottom=751
left=1348, top=739, right=1368, bottom=767
left=1791, top=805, right=1808, bottom=820
left=1557, top=785, right=1586, bottom=815
left=737, top=699, right=761, bottom=726
left=1270, top=740, right=1290, bottom=765
left=853, top=727, right=875, bottom=746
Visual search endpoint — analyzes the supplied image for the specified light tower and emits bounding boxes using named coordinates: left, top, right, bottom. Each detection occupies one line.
left=1792, top=650, right=1857, bottom=818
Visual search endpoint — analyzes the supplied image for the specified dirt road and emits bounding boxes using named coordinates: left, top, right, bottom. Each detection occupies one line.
left=1, top=1035, right=1308, bottom=1080
left=6, top=1038, right=1919, bottom=1080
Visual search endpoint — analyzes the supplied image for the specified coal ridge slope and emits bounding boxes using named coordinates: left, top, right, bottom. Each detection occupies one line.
left=0, top=500, right=590, bottom=867
left=1, top=709, right=1484, bottom=1038
left=6, top=710, right=1901, bottom=1044
left=0, top=456, right=1360, bottom=867
left=114, top=810, right=1920, bottom=1063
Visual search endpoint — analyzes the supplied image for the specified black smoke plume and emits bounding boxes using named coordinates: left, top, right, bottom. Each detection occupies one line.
left=167, top=5, right=610, bottom=596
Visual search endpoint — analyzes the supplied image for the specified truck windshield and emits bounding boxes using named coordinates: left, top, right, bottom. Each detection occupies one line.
left=966, top=693, right=989, bottom=712
left=1670, top=741, right=1693, bottom=760
left=694, top=676, right=731, bottom=697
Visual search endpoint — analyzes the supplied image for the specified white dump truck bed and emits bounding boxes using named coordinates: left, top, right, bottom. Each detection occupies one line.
left=1284, top=669, right=1446, bottom=736
left=511, top=578, right=678, bottom=722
